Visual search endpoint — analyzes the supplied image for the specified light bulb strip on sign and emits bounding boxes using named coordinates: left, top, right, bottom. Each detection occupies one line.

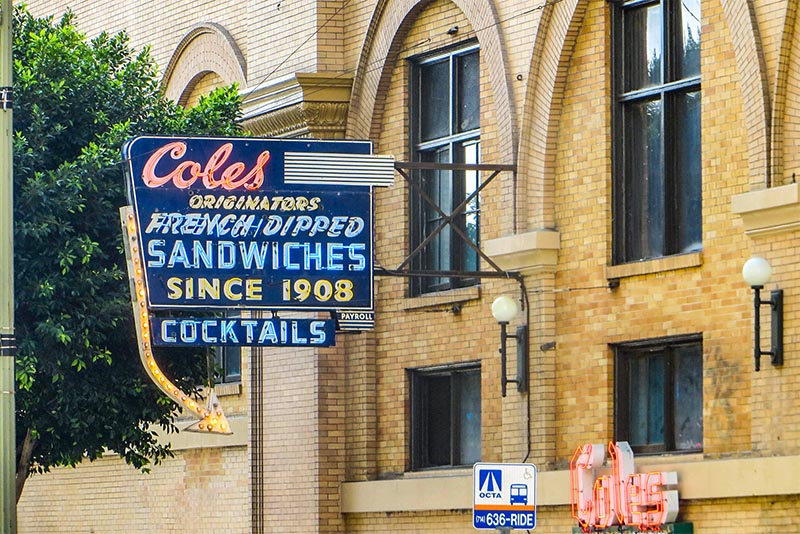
left=121, top=206, right=231, bottom=434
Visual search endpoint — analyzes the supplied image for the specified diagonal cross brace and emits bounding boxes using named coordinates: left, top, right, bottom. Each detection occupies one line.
left=393, top=161, right=515, bottom=275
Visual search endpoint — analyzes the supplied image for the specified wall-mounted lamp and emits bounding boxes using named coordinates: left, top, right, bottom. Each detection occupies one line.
left=742, top=257, right=783, bottom=371
left=491, top=296, right=529, bottom=396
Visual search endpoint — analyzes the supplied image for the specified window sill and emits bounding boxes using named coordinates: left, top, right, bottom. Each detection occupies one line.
left=401, top=466, right=473, bottom=479
left=632, top=451, right=704, bottom=465
left=606, top=251, right=702, bottom=281
left=403, top=285, right=480, bottom=311
left=214, top=382, right=242, bottom=397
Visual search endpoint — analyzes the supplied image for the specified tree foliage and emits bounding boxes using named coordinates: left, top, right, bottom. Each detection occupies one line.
left=11, top=5, right=243, bottom=496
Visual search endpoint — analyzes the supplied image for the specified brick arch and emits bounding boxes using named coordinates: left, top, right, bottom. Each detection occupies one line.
left=771, top=2, right=798, bottom=185
left=516, top=0, right=588, bottom=230
left=718, top=0, right=771, bottom=188
left=347, top=0, right=516, bottom=164
left=517, top=0, right=774, bottom=229
left=161, top=23, right=247, bottom=105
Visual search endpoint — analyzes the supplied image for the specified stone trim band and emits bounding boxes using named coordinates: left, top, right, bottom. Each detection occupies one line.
left=0, top=87, right=12, bottom=111
left=0, top=334, right=15, bottom=358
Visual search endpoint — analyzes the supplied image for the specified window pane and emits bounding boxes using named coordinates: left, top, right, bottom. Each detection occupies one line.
left=624, top=3, right=663, bottom=91
left=423, top=166, right=452, bottom=270
left=647, top=354, right=665, bottom=445
left=419, top=59, right=450, bottom=141
left=426, top=376, right=452, bottom=466
left=224, top=346, right=241, bottom=381
left=624, top=98, right=664, bottom=260
left=629, top=356, right=648, bottom=447
left=419, top=149, right=451, bottom=292
left=629, top=353, right=665, bottom=448
left=457, top=51, right=480, bottom=132
left=214, top=312, right=241, bottom=384
left=677, top=0, right=701, bottom=78
left=674, top=90, right=702, bottom=253
left=461, top=141, right=480, bottom=272
left=457, top=370, right=481, bottom=465
left=674, top=344, right=703, bottom=451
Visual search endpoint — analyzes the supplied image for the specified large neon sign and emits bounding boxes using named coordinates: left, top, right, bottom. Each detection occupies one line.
left=120, top=136, right=393, bottom=433
left=570, top=442, right=679, bottom=531
left=123, top=136, right=375, bottom=311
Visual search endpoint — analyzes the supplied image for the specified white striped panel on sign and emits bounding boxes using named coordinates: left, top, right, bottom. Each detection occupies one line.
left=284, top=152, right=395, bottom=186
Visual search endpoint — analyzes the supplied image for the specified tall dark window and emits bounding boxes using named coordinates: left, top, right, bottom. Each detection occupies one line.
left=612, top=0, right=701, bottom=264
left=614, top=335, right=703, bottom=454
left=410, top=43, right=480, bottom=295
left=410, top=363, right=481, bottom=470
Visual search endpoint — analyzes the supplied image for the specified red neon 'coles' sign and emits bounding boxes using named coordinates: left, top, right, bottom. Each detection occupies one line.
left=569, top=442, right=679, bottom=531
left=142, top=141, right=271, bottom=190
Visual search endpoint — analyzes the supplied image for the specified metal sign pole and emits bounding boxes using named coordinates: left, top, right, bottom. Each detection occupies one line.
left=0, top=0, right=16, bottom=531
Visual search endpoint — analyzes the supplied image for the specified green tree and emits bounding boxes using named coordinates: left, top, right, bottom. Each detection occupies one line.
left=12, top=6, right=243, bottom=501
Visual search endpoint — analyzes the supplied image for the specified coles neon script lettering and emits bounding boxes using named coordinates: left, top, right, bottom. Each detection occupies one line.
left=142, top=141, right=271, bottom=190
left=569, top=442, right=678, bottom=531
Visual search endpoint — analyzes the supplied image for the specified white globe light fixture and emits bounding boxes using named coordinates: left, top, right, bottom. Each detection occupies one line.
left=742, top=257, right=783, bottom=371
left=742, top=256, right=772, bottom=287
left=492, top=295, right=519, bottom=324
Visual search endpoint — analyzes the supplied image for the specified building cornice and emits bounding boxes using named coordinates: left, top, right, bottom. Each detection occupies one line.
left=241, top=72, right=353, bottom=138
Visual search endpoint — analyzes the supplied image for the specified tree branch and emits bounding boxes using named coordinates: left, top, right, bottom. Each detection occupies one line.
left=16, top=428, right=37, bottom=503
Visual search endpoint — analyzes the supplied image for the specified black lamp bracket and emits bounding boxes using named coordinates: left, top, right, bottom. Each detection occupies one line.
left=499, top=323, right=529, bottom=397
left=752, top=286, right=783, bottom=371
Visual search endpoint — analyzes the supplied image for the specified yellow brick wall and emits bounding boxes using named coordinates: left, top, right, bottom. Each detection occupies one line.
left=346, top=497, right=800, bottom=533
left=27, top=0, right=316, bottom=84
left=370, top=0, right=520, bottom=476
left=681, top=496, right=800, bottom=532
left=17, top=0, right=800, bottom=532
left=17, top=446, right=250, bottom=533
left=551, top=0, right=758, bottom=456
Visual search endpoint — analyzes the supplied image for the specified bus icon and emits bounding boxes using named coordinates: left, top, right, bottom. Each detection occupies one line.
left=510, top=484, right=528, bottom=505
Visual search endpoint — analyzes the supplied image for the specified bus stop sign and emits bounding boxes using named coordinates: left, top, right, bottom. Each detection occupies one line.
left=473, top=463, right=537, bottom=530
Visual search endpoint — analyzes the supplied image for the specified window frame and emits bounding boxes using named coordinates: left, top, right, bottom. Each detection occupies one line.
left=409, top=362, right=482, bottom=471
left=215, top=345, right=241, bottom=384
left=214, top=312, right=242, bottom=384
left=611, top=0, right=702, bottom=265
left=408, top=42, right=481, bottom=295
left=613, top=334, right=703, bottom=455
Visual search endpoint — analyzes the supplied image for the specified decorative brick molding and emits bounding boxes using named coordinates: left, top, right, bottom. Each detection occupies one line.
left=719, top=0, right=770, bottom=189
left=162, top=23, right=247, bottom=105
left=347, top=0, right=516, bottom=164
left=515, top=0, right=586, bottom=231
left=769, top=3, right=798, bottom=186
